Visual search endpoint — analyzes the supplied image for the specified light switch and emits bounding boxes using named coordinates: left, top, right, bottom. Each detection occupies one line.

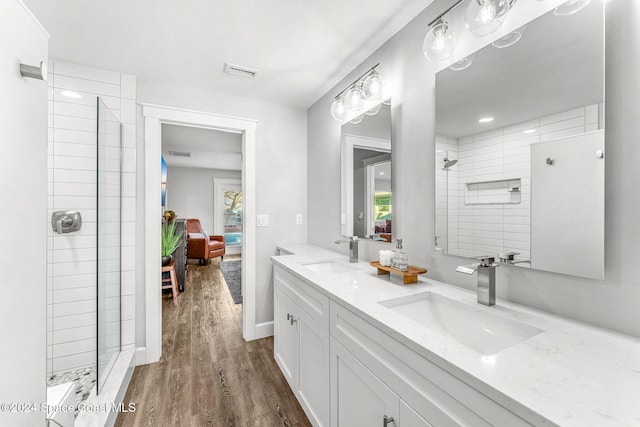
left=257, top=214, right=269, bottom=227
left=296, top=213, right=303, bottom=225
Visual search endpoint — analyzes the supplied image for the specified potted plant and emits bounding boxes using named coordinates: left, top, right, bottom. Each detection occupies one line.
left=161, top=220, right=182, bottom=266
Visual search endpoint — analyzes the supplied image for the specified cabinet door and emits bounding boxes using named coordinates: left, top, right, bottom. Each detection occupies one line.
left=400, top=400, right=433, bottom=427
left=297, top=313, right=330, bottom=426
left=331, top=338, right=398, bottom=427
left=274, top=289, right=298, bottom=389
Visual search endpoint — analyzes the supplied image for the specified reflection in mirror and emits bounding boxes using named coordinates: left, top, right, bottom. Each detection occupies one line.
left=341, top=101, right=392, bottom=240
left=434, top=0, right=604, bottom=279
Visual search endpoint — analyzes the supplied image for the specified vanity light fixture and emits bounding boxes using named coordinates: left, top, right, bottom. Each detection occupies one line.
left=478, top=117, right=494, bottom=123
left=330, top=63, right=389, bottom=122
left=554, top=0, right=591, bottom=16
left=465, top=0, right=516, bottom=37
left=492, top=24, right=527, bottom=48
left=422, top=0, right=465, bottom=63
left=423, top=18, right=457, bottom=62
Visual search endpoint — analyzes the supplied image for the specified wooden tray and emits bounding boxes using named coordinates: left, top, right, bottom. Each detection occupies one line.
left=370, top=261, right=427, bottom=285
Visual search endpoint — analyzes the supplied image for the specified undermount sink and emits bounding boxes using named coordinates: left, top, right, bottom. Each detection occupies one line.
left=379, top=292, right=544, bottom=356
left=300, top=259, right=359, bottom=274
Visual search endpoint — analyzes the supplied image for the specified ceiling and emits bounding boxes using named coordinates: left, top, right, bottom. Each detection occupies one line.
left=161, top=124, right=242, bottom=171
left=24, top=0, right=434, bottom=108
left=436, top=1, right=603, bottom=138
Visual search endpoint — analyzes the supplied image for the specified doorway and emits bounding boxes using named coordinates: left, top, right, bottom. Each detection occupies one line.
left=142, top=104, right=257, bottom=364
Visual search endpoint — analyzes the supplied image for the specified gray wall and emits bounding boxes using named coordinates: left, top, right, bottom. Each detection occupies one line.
left=136, top=81, right=308, bottom=346
left=308, top=0, right=640, bottom=338
left=166, top=166, right=241, bottom=233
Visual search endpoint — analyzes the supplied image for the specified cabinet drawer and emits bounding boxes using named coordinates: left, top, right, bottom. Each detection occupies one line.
left=330, top=301, right=536, bottom=427
left=274, top=266, right=330, bottom=329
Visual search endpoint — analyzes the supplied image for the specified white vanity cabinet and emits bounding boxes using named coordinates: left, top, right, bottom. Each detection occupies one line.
left=273, top=266, right=330, bottom=427
left=331, top=338, right=432, bottom=427
left=330, top=301, right=537, bottom=427
left=273, top=266, right=536, bottom=427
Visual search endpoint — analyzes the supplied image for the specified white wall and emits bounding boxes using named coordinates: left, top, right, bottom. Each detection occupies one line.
left=0, top=1, right=48, bottom=424
left=166, top=166, right=241, bottom=233
left=135, top=80, right=307, bottom=345
left=46, top=60, right=137, bottom=374
left=308, top=0, right=640, bottom=338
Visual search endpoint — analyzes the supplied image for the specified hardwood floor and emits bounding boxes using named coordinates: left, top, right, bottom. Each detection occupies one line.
left=115, top=259, right=311, bottom=427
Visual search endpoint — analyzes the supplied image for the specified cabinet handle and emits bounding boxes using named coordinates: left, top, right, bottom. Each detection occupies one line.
left=286, top=313, right=297, bottom=325
left=383, top=415, right=395, bottom=427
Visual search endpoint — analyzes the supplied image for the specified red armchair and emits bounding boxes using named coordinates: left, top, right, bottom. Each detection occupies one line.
left=186, top=218, right=225, bottom=264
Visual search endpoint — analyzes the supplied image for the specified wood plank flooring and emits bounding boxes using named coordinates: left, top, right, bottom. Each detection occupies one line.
left=115, top=260, right=311, bottom=427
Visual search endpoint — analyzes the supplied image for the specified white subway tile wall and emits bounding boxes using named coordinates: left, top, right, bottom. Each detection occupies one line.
left=47, top=61, right=137, bottom=376
left=437, top=104, right=601, bottom=261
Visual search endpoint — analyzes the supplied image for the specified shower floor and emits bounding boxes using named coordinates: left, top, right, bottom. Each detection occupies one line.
left=47, top=366, right=96, bottom=416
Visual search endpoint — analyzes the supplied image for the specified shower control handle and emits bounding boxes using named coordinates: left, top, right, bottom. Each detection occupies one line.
left=52, top=211, right=82, bottom=234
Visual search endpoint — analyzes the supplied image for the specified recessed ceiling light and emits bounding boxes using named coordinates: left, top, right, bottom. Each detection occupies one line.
left=379, top=172, right=385, bottom=175
left=522, top=129, right=536, bottom=134
left=478, top=117, right=494, bottom=123
left=61, top=90, right=82, bottom=99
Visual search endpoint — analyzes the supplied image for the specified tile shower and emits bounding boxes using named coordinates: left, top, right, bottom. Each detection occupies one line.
left=46, top=61, right=137, bottom=414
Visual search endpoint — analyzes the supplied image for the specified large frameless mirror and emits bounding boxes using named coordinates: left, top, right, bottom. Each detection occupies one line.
left=341, top=101, right=392, bottom=241
left=434, top=0, right=604, bottom=279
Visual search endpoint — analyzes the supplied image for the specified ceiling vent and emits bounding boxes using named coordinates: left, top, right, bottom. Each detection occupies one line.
left=223, top=62, right=260, bottom=79
left=168, top=150, right=192, bottom=157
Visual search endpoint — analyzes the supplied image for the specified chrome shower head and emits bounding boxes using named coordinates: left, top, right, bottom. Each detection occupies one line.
left=443, top=158, right=458, bottom=168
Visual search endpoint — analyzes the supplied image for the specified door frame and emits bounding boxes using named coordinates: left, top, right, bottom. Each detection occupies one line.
left=142, top=103, right=257, bottom=364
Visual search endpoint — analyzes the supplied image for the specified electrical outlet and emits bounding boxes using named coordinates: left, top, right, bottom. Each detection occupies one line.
left=296, top=213, right=303, bottom=225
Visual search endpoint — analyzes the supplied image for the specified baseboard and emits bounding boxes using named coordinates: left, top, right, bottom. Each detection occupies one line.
left=254, top=321, right=274, bottom=339
left=135, top=347, right=146, bottom=366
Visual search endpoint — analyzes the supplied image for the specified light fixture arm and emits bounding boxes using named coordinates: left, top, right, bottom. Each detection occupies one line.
left=334, top=63, right=380, bottom=100
left=427, top=0, right=465, bottom=27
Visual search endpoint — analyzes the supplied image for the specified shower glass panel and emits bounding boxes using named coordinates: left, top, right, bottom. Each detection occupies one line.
left=97, top=98, right=121, bottom=393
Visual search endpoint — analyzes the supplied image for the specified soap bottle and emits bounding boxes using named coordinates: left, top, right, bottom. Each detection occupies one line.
left=391, top=238, right=409, bottom=271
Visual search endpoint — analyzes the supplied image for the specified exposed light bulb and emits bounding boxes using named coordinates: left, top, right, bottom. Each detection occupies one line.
left=465, top=0, right=510, bottom=37
left=330, top=98, right=347, bottom=121
left=479, top=1, right=497, bottom=24
left=344, top=86, right=365, bottom=112
left=423, top=19, right=456, bottom=62
left=362, top=73, right=385, bottom=101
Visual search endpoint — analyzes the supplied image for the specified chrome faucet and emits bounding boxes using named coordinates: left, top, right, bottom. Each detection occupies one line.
left=456, top=256, right=499, bottom=306
left=335, top=236, right=359, bottom=263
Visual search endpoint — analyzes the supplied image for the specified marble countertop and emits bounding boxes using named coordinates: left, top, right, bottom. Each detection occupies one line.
left=272, top=244, right=640, bottom=427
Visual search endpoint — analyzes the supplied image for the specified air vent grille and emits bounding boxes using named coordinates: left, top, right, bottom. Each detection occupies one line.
left=168, top=151, right=192, bottom=157
left=224, top=62, right=260, bottom=79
